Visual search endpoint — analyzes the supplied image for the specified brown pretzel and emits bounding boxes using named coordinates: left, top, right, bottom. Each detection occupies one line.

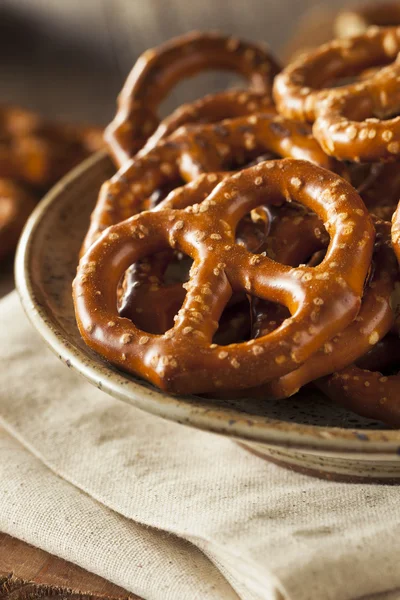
left=0, top=105, right=103, bottom=189
left=119, top=171, right=270, bottom=334
left=0, top=178, right=37, bottom=261
left=142, top=90, right=276, bottom=152
left=317, top=363, right=400, bottom=426
left=308, top=209, right=400, bottom=426
left=83, top=112, right=344, bottom=255
left=274, top=27, right=400, bottom=162
left=74, top=158, right=374, bottom=395
left=119, top=174, right=226, bottom=333
left=274, top=27, right=400, bottom=121
left=105, top=31, right=280, bottom=166
left=254, top=220, right=398, bottom=399
left=335, top=3, right=400, bottom=38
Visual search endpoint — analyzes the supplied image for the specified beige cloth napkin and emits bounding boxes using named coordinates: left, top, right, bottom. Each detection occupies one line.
left=2, top=290, right=400, bottom=600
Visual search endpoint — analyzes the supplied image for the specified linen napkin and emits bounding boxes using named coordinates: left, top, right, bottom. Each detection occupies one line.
left=2, top=289, right=400, bottom=600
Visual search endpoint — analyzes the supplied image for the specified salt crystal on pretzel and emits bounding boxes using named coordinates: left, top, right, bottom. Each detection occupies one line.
left=74, top=159, right=373, bottom=395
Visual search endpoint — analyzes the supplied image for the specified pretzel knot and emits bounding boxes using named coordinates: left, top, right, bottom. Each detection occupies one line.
left=105, top=31, right=281, bottom=166
left=274, top=26, right=400, bottom=162
left=74, top=159, right=374, bottom=395
left=83, top=111, right=343, bottom=255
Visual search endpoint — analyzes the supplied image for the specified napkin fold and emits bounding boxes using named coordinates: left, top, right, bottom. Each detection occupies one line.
left=1, top=290, right=400, bottom=600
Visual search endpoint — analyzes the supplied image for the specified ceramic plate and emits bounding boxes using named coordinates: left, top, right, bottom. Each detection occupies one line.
left=15, top=151, right=400, bottom=482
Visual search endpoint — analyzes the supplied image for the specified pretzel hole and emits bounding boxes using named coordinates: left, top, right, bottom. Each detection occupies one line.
left=118, top=251, right=192, bottom=334
left=146, top=179, right=185, bottom=209
left=251, top=299, right=290, bottom=339
left=159, top=71, right=246, bottom=117
left=212, top=296, right=252, bottom=345
left=357, top=335, right=400, bottom=375
left=236, top=207, right=270, bottom=252
left=246, top=202, right=328, bottom=268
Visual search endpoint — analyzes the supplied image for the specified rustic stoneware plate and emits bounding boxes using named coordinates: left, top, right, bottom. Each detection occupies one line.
left=15, top=151, right=400, bottom=482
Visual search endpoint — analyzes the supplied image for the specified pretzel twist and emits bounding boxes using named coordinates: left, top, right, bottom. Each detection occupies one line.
left=0, top=178, right=37, bottom=261
left=274, top=27, right=400, bottom=162
left=83, top=112, right=343, bottom=255
left=74, top=159, right=374, bottom=395
left=105, top=31, right=280, bottom=167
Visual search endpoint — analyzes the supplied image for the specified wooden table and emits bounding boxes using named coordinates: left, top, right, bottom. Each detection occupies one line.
left=0, top=533, right=141, bottom=599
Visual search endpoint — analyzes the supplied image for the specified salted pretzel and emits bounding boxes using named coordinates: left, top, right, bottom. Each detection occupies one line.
left=105, top=31, right=280, bottom=167
left=0, top=105, right=103, bottom=189
left=119, top=173, right=226, bottom=333
left=0, top=179, right=37, bottom=261
left=305, top=209, right=400, bottom=426
left=74, top=158, right=374, bottom=395
left=335, top=3, right=400, bottom=38
left=252, top=220, right=398, bottom=399
left=274, top=27, right=400, bottom=162
left=142, top=90, right=276, bottom=152
left=119, top=171, right=271, bottom=335
left=83, top=112, right=343, bottom=255
left=317, top=362, right=400, bottom=427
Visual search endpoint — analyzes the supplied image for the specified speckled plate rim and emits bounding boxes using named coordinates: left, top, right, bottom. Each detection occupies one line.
left=14, top=150, right=400, bottom=456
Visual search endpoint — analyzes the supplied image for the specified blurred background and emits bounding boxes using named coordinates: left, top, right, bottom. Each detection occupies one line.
left=0, top=0, right=358, bottom=126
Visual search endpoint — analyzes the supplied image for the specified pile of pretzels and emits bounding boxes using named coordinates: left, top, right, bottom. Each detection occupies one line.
left=74, top=24, right=400, bottom=428
left=0, top=105, right=103, bottom=262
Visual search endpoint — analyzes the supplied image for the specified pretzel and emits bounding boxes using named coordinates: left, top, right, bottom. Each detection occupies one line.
left=274, top=27, right=400, bottom=121
left=119, top=173, right=226, bottom=333
left=74, top=158, right=374, bottom=394
left=0, top=105, right=103, bottom=189
left=274, top=27, right=400, bottom=162
left=119, top=172, right=270, bottom=334
left=0, top=178, right=37, bottom=260
left=317, top=363, right=400, bottom=426
left=309, top=210, right=400, bottom=426
left=335, top=3, right=400, bottom=38
left=254, top=220, right=398, bottom=399
left=142, top=90, right=276, bottom=152
left=105, top=31, right=280, bottom=166
left=83, top=112, right=344, bottom=255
